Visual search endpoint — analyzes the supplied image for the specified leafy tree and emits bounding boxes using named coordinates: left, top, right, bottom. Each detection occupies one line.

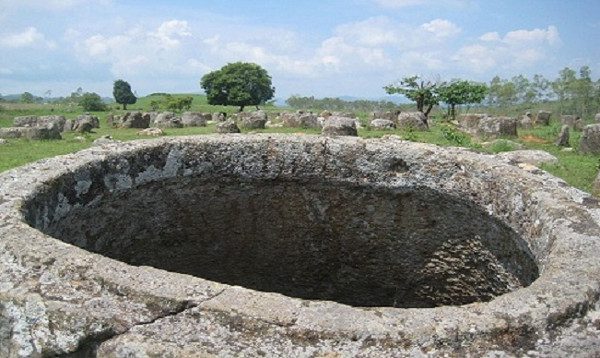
left=384, top=76, right=438, bottom=118
left=165, top=96, right=193, bottom=112
left=21, top=92, right=35, bottom=103
left=436, top=80, right=488, bottom=120
left=200, top=62, right=275, bottom=112
left=113, top=79, right=137, bottom=110
left=79, top=92, right=107, bottom=111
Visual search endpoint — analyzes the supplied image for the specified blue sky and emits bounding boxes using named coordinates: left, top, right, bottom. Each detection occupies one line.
left=1, top=0, right=599, bottom=99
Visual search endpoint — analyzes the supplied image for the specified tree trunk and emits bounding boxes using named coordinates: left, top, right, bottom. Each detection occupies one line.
left=255, top=105, right=260, bottom=110
left=450, top=104, right=456, bottom=120
left=123, top=103, right=127, bottom=110
left=239, top=105, right=244, bottom=112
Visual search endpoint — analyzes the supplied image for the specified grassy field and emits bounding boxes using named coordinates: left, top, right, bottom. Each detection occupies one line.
left=1, top=96, right=599, bottom=193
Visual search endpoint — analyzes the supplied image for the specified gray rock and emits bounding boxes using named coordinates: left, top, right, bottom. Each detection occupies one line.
left=458, top=113, right=487, bottom=133
left=321, top=116, right=357, bottom=136
left=153, top=112, right=183, bottom=128
left=73, top=115, right=100, bottom=133
left=555, top=125, right=570, bottom=147
left=332, top=111, right=356, bottom=119
left=216, top=119, right=240, bottom=133
left=181, top=112, right=210, bottom=127
left=137, top=127, right=165, bottom=137
left=92, top=135, right=121, bottom=146
left=62, top=119, right=75, bottom=132
left=212, top=112, right=227, bottom=122
left=0, top=126, right=62, bottom=140
left=319, top=110, right=332, bottom=118
left=144, top=112, right=159, bottom=125
left=112, top=112, right=150, bottom=129
left=561, top=115, right=584, bottom=131
left=281, top=111, right=320, bottom=128
left=370, top=118, right=396, bottom=130
left=0, top=138, right=7, bottom=145
left=497, top=150, right=558, bottom=167
left=14, top=115, right=66, bottom=131
left=579, top=124, right=600, bottom=154
left=372, top=110, right=400, bottom=122
left=397, top=112, right=428, bottom=131
left=0, top=135, right=600, bottom=356
left=239, top=110, right=267, bottom=129
left=519, top=115, right=533, bottom=129
left=13, top=115, right=39, bottom=127
left=535, top=110, right=552, bottom=126
left=477, top=116, right=517, bottom=139
left=595, top=113, right=600, bottom=123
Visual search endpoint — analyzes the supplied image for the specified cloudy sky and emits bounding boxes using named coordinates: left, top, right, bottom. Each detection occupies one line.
left=1, top=0, right=599, bottom=99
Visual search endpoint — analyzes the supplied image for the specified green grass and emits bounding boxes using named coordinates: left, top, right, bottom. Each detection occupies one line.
left=1, top=98, right=599, bottom=194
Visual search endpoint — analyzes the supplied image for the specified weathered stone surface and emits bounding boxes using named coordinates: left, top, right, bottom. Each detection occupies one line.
left=397, top=112, right=428, bottom=130
left=181, top=112, right=210, bottom=127
left=13, top=115, right=39, bottom=127
left=519, top=114, right=533, bottom=129
left=0, top=126, right=62, bottom=140
left=477, top=116, right=517, bottom=139
left=321, top=116, right=357, bottom=136
left=372, top=110, right=400, bottom=122
left=458, top=113, right=487, bottom=133
left=92, top=135, right=121, bottom=146
left=579, top=124, right=600, bottom=154
left=281, top=111, right=320, bottom=128
left=319, top=110, right=332, bottom=118
left=370, top=118, right=396, bottom=130
left=212, top=112, right=226, bottom=122
left=216, top=119, right=240, bottom=133
left=238, top=110, right=267, bottom=129
left=73, top=114, right=100, bottom=133
left=535, top=110, right=552, bottom=126
left=1, top=135, right=600, bottom=356
left=555, top=125, right=570, bottom=147
left=144, top=112, right=159, bottom=126
left=137, top=127, right=165, bottom=137
left=332, top=111, right=356, bottom=119
left=63, top=119, right=75, bottom=132
left=153, top=112, right=183, bottom=128
left=14, top=115, right=66, bottom=131
left=497, top=149, right=558, bottom=167
left=0, top=138, right=7, bottom=145
left=111, top=112, right=150, bottom=129
left=596, top=113, right=600, bottom=122
left=561, top=114, right=584, bottom=130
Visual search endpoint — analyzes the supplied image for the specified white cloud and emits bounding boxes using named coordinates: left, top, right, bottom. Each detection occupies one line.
left=0, top=0, right=112, bottom=11
left=0, top=27, right=55, bottom=49
left=479, top=32, right=500, bottom=42
left=151, top=20, right=192, bottom=49
left=453, top=26, right=562, bottom=72
left=503, top=26, right=560, bottom=46
left=335, top=17, right=397, bottom=47
left=373, top=0, right=427, bottom=8
left=420, top=19, right=461, bottom=39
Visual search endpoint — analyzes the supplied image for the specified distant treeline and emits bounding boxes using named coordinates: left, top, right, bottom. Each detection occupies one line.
left=486, top=66, right=600, bottom=117
left=285, top=96, right=400, bottom=113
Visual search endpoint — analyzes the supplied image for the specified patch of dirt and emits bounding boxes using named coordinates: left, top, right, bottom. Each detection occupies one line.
left=520, top=135, right=549, bottom=144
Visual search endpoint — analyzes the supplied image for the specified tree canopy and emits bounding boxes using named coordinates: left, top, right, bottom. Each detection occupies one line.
left=200, top=62, right=275, bottom=112
left=384, top=76, right=439, bottom=118
left=113, top=80, right=137, bottom=110
left=436, top=80, right=488, bottom=119
left=79, top=92, right=107, bottom=111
